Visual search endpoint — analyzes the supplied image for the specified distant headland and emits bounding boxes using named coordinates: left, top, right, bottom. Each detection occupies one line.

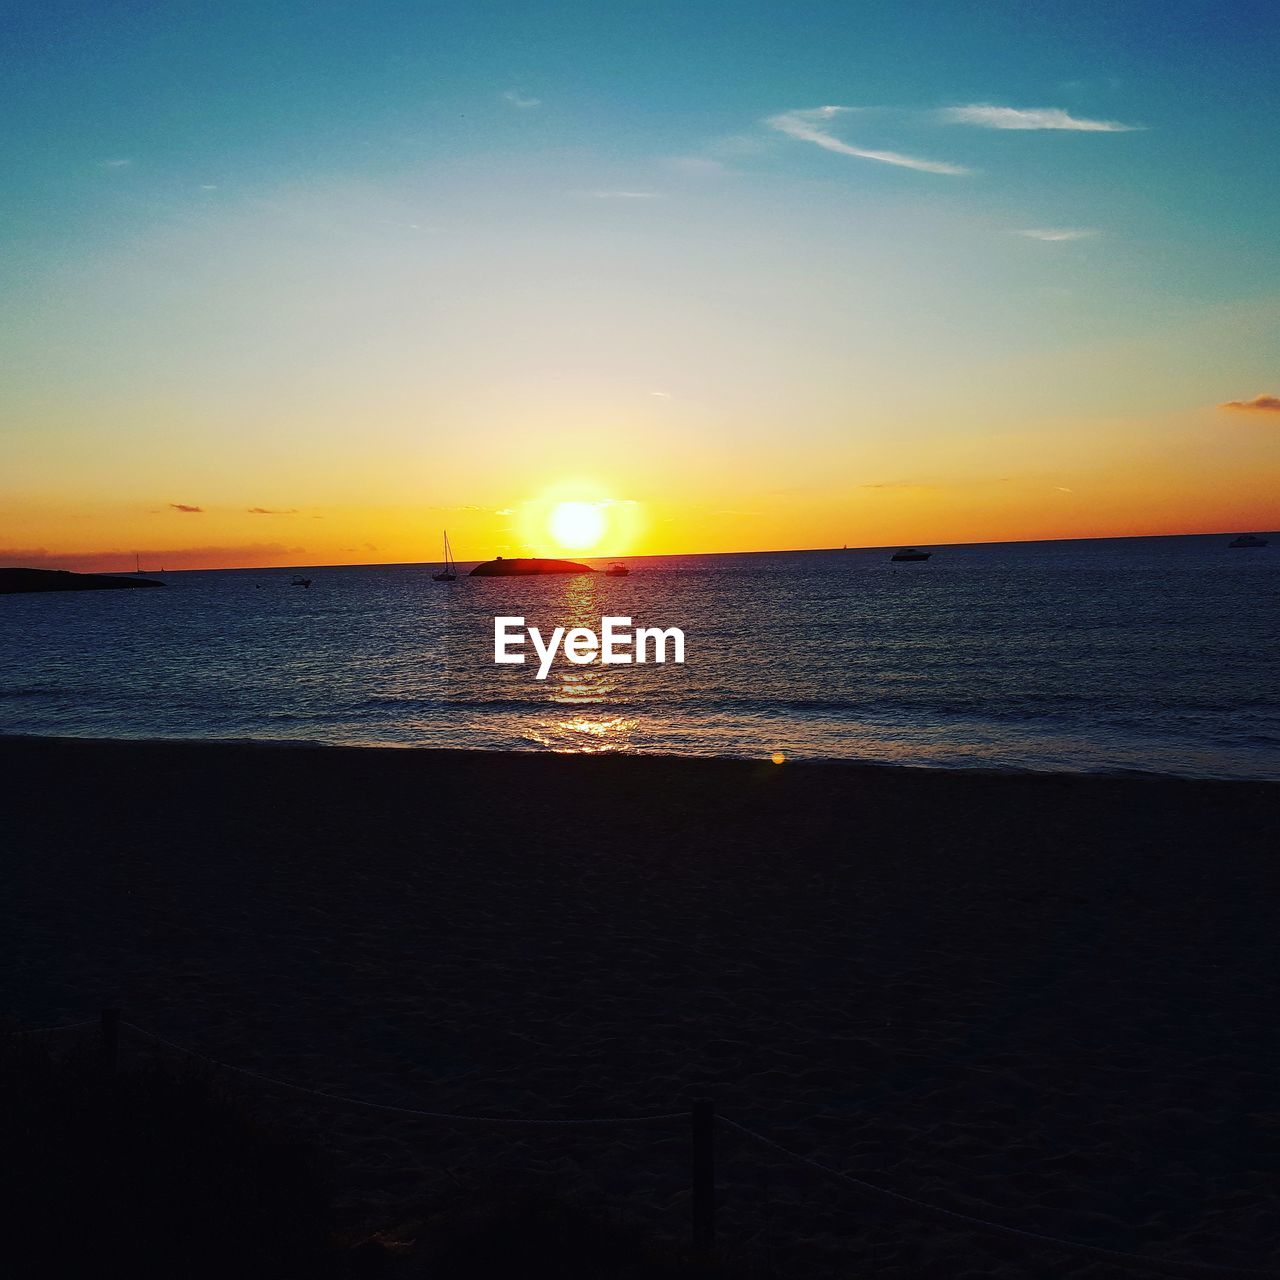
left=469, top=556, right=595, bottom=577
left=0, top=568, right=164, bottom=595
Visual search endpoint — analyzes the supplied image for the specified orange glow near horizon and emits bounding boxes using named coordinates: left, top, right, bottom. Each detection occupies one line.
left=4, top=487, right=1279, bottom=573
left=3, top=410, right=1278, bottom=573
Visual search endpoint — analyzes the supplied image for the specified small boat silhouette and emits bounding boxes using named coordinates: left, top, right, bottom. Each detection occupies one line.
left=891, top=548, right=931, bottom=562
left=604, top=562, right=629, bottom=576
left=290, top=576, right=312, bottom=587
left=1229, top=534, right=1268, bottom=548
left=433, top=530, right=457, bottom=582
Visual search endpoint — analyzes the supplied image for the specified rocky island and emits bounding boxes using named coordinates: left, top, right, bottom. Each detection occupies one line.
left=0, top=568, right=164, bottom=594
left=468, top=556, right=595, bottom=577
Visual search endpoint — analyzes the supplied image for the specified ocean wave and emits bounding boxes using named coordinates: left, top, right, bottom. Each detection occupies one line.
left=0, top=685, right=72, bottom=700
left=3, top=539, right=1277, bottom=779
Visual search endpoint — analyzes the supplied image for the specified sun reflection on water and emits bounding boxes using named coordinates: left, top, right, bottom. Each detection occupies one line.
left=4, top=545, right=1276, bottom=777
left=489, top=573, right=641, bottom=748
left=524, top=714, right=640, bottom=753
left=549, top=668, right=609, bottom=705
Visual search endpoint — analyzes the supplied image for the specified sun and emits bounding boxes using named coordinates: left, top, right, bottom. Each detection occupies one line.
left=549, top=501, right=606, bottom=551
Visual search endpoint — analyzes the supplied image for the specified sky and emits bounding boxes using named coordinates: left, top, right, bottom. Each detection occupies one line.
left=2, top=0, right=1278, bottom=570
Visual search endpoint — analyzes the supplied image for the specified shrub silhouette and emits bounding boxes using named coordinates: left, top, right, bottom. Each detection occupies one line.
left=0, top=1039, right=331, bottom=1279
left=1, top=1041, right=761, bottom=1278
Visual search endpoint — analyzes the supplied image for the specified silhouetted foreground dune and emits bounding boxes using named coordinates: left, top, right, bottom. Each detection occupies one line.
left=0, top=567, right=162, bottom=593
left=3, top=736, right=1278, bottom=1277
left=0, top=1037, right=329, bottom=1278
left=0, top=1038, right=746, bottom=1279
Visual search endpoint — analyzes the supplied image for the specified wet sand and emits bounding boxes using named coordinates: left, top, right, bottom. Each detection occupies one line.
left=3, top=735, right=1278, bottom=1276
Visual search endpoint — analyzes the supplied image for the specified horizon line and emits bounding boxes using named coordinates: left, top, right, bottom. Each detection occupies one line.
left=51, top=525, right=1278, bottom=574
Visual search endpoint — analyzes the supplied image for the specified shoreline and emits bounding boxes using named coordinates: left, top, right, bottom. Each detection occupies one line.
left=4, top=731, right=1277, bottom=787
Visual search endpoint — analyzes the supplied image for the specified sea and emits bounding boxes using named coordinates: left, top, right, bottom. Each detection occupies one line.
left=3, top=534, right=1277, bottom=779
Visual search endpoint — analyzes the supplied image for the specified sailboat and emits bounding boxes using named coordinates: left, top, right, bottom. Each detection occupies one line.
left=433, top=530, right=457, bottom=582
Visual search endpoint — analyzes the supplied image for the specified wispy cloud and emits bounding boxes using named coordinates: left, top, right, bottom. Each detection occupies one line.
left=247, top=507, right=298, bottom=515
left=100, top=158, right=133, bottom=169
left=502, top=90, right=541, bottom=109
left=1016, top=227, right=1101, bottom=242
left=1218, top=394, right=1280, bottom=413
left=169, top=502, right=203, bottom=513
left=649, top=390, right=672, bottom=398
left=767, top=107, right=969, bottom=176
left=940, top=105, right=1140, bottom=132
left=588, top=190, right=661, bottom=199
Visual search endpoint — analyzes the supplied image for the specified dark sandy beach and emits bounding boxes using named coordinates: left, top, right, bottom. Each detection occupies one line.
left=3, top=736, right=1278, bottom=1276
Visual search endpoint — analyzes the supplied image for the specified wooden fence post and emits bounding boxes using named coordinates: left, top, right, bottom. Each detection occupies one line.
left=692, top=1097, right=715, bottom=1255
left=99, top=1008, right=120, bottom=1080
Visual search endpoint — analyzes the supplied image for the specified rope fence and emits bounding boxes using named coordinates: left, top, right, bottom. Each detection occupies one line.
left=3, top=1018, right=98, bottom=1037
left=120, top=1021, right=686, bottom=1127
left=4, top=1010, right=1277, bottom=1277
left=717, top=1116, right=1277, bottom=1278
